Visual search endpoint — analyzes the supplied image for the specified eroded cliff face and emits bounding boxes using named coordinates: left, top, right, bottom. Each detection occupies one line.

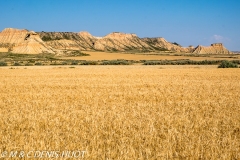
left=193, top=43, right=232, bottom=54
left=0, top=28, right=232, bottom=54
left=37, top=31, right=97, bottom=51
left=38, top=31, right=191, bottom=52
left=93, top=32, right=150, bottom=51
left=142, top=37, right=193, bottom=52
left=0, top=28, right=54, bottom=54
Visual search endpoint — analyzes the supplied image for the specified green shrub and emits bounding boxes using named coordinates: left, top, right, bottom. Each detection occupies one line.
left=12, top=62, right=21, bottom=66
left=25, top=63, right=33, bottom=66
left=172, top=42, right=181, bottom=47
left=218, top=60, right=238, bottom=68
left=143, top=60, right=222, bottom=65
left=28, top=60, right=36, bottom=63
left=143, top=61, right=163, bottom=65
left=80, top=61, right=98, bottom=65
left=231, top=60, right=240, bottom=64
left=71, top=61, right=78, bottom=65
left=65, top=50, right=90, bottom=57
left=61, top=61, right=68, bottom=65
left=50, top=63, right=59, bottom=65
left=0, top=61, right=7, bottom=66
left=100, top=60, right=131, bottom=65
left=41, top=36, right=52, bottom=41
left=35, top=62, right=43, bottom=66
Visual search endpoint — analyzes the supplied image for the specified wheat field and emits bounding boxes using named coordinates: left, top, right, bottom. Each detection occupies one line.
left=0, top=66, right=240, bottom=159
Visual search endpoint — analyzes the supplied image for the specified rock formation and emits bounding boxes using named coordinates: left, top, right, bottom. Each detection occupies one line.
left=93, top=32, right=149, bottom=51
left=38, top=31, right=191, bottom=52
left=38, top=31, right=97, bottom=51
left=0, top=28, right=232, bottom=54
left=0, top=28, right=54, bottom=54
left=192, top=43, right=232, bottom=54
left=142, top=37, right=193, bottom=52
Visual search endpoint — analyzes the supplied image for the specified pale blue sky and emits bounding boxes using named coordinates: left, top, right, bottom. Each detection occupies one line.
left=0, top=0, right=240, bottom=50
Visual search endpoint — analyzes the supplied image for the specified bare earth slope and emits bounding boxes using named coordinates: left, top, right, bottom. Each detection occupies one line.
left=38, top=31, right=97, bottom=51
left=193, top=43, right=232, bottom=54
left=38, top=31, right=189, bottom=52
left=38, top=32, right=194, bottom=52
left=36, top=32, right=233, bottom=54
left=142, top=37, right=193, bottom=52
left=0, top=28, right=54, bottom=54
left=38, top=32, right=193, bottom=52
left=0, top=28, right=233, bottom=54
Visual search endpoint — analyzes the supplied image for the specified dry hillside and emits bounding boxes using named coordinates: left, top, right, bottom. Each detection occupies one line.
left=0, top=28, right=233, bottom=54
left=0, top=28, right=54, bottom=54
left=193, top=43, right=232, bottom=54
left=38, top=31, right=189, bottom=52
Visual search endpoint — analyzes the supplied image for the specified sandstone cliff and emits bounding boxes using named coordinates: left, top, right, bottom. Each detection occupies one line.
left=193, top=43, right=232, bottom=54
left=0, top=28, right=54, bottom=54
left=142, top=37, right=193, bottom=52
left=0, top=28, right=232, bottom=54
left=38, top=31, right=190, bottom=52
left=37, top=31, right=97, bottom=51
left=93, top=32, right=150, bottom=51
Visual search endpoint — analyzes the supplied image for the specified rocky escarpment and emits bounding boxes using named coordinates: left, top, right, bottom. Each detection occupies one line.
left=37, top=31, right=97, bottom=50
left=0, top=28, right=55, bottom=54
left=93, top=32, right=150, bottom=51
left=38, top=31, right=191, bottom=52
left=193, top=43, right=232, bottom=54
left=0, top=28, right=233, bottom=54
left=142, top=37, right=194, bottom=52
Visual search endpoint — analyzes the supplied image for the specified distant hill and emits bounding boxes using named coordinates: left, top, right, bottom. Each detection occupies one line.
left=0, top=28, right=232, bottom=54
left=192, top=43, right=231, bottom=54
left=37, top=31, right=192, bottom=53
left=232, top=51, right=240, bottom=54
left=0, top=28, right=54, bottom=54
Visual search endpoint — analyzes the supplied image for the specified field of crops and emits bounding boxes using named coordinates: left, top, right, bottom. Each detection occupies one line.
left=0, top=66, right=239, bottom=159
